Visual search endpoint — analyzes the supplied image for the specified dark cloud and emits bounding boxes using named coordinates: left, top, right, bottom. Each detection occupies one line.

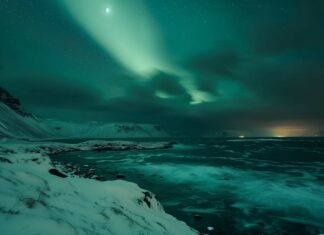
left=150, top=71, right=189, bottom=97
left=2, top=77, right=103, bottom=109
left=146, top=71, right=192, bottom=103
left=185, top=45, right=324, bottom=133
left=189, top=50, right=241, bottom=77
left=237, top=59, right=324, bottom=119
left=187, top=50, right=242, bottom=94
left=251, top=0, right=324, bottom=55
left=97, top=72, right=192, bottom=122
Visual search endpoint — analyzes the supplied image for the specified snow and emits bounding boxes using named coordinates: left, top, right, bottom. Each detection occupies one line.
left=1, top=93, right=169, bottom=140
left=0, top=90, right=195, bottom=234
left=0, top=140, right=197, bottom=235
left=0, top=104, right=169, bottom=139
left=0, top=103, right=50, bottom=139
left=43, top=120, right=170, bottom=138
left=0, top=94, right=170, bottom=140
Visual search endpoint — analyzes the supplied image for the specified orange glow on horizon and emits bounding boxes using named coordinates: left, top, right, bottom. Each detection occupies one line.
left=270, top=125, right=316, bottom=137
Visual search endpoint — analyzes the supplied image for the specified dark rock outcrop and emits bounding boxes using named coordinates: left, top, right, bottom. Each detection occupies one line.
left=49, top=168, right=67, bottom=178
left=143, top=191, right=153, bottom=208
left=0, top=157, right=12, bottom=164
left=0, top=86, right=32, bottom=117
left=116, top=174, right=125, bottom=179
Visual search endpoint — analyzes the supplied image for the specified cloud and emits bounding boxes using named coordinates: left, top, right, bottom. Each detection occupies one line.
left=189, top=50, right=241, bottom=77
left=184, top=44, right=324, bottom=133
left=149, top=71, right=191, bottom=99
left=2, top=77, right=103, bottom=109
left=251, top=0, right=324, bottom=55
left=2, top=0, right=324, bottom=135
left=238, top=59, right=324, bottom=119
left=186, top=49, right=243, bottom=94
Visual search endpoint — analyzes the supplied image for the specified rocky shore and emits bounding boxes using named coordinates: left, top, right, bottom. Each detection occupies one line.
left=0, top=139, right=197, bottom=235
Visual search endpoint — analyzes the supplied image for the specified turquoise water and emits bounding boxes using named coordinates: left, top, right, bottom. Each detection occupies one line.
left=52, top=138, right=324, bottom=235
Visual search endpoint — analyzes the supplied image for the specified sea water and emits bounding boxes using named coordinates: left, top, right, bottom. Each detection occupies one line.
left=52, top=138, right=324, bottom=235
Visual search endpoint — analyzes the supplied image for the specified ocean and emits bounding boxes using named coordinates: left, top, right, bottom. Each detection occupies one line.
left=51, top=137, right=324, bottom=235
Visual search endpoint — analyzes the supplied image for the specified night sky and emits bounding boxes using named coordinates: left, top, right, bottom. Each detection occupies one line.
left=1, top=0, right=324, bottom=136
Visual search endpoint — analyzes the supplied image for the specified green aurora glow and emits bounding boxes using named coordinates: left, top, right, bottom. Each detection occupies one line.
left=1, top=0, right=324, bottom=136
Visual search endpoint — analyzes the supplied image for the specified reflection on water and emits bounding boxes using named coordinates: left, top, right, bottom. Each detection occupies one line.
left=52, top=138, right=324, bottom=235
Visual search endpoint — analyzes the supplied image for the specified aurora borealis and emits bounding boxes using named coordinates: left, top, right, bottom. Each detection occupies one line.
left=1, top=0, right=324, bottom=136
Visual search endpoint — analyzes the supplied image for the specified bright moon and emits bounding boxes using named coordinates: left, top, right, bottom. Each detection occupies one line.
left=105, top=7, right=110, bottom=13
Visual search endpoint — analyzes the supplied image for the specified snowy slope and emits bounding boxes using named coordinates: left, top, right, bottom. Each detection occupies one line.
left=0, top=91, right=169, bottom=139
left=0, top=103, right=50, bottom=139
left=0, top=140, right=197, bottom=235
left=0, top=103, right=169, bottom=139
left=0, top=86, right=51, bottom=139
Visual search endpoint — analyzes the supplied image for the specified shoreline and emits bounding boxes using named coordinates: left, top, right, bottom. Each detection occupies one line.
left=0, top=139, right=198, bottom=235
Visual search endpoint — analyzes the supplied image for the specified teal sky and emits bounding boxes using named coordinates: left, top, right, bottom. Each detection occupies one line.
left=1, top=0, right=324, bottom=136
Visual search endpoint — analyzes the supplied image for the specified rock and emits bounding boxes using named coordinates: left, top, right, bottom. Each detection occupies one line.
left=84, top=173, right=94, bottom=178
left=220, top=178, right=230, bottom=181
left=95, top=176, right=105, bottom=181
left=116, top=174, right=125, bottom=179
left=0, top=157, right=12, bottom=164
left=0, top=86, right=32, bottom=117
left=49, top=168, right=67, bottom=178
left=257, top=222, right=265, bottom=226
left=194, top=214, right=202, bottom=220
left=143, top=191, right=153, bottom=208
left=93, top=146, right=113, bottom=152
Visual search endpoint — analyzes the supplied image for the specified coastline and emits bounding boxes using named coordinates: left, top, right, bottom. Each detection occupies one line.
left=0, top=139, right=197, bottom=235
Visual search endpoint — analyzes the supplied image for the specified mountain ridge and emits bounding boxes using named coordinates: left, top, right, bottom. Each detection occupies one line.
left=0, top=86, right=169, bottom=139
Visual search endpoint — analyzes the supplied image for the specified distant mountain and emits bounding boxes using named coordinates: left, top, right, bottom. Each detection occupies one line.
left=0, top=86, right=169, bottom=139
left=44, top=120, right=170, bottom=139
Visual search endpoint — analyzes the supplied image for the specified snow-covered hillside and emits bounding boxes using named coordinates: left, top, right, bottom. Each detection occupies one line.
left=0, top=86, right=169, bottom=139
left=0, top=87, right=50, bottom=139
left=0, top=87, right=195, bottom=235
left=0, top=103, right=50, bottom=139
left=45, top=120, right=170, bottom=139
left=0, top=140, right=197, bottom=235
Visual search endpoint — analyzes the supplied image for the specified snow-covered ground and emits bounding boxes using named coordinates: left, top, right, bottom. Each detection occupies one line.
left=0, top=140, right=197, bottom=235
